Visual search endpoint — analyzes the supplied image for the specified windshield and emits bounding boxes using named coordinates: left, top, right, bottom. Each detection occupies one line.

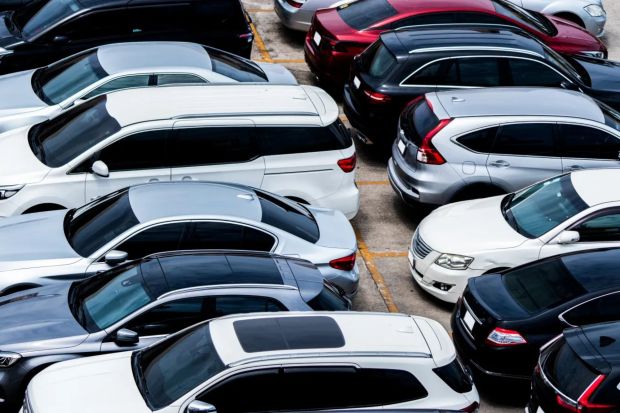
left=502, top=174, right=588, bottom=239
left=597, top=99, right=620, bottom=132
left=28, top=95, right=121, bottom=167
left=337, top=0, right=397, bottom=30
left=540, top=45, right=587, bottom=84
left=136, top=323, right=225, bottom=410
left=206, top=47, right=267, bottom=82
left=491, top=0, right=555, bottom=35
left=256, top=189, right=320, bottom=243
left=33, top=50, right=108, bottom=105
left=66, top=188, right=139, bottom=257
left=72, top=263, right=154, bottom=332
left=22, top=0, right=82, bottom=39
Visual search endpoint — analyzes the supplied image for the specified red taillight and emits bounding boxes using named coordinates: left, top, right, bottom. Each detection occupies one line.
left=461, top=402, right=479, bottom=413
left=578, top=375, right=616, bottom=413
left=286, top=0, right=303, bottom=8
left=337, top=153, right=356, bottom=173
left=363, top=89, right=391, bottom=103
left=485, top=327, right=527, bottom=347
left=329, top=253, right=356, bottom=271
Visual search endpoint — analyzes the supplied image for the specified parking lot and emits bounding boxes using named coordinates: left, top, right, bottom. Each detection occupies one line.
left=242, top=2, right=620, bottom=411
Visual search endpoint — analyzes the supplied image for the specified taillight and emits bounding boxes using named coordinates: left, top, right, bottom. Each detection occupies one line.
left=461, top=402, right=479, bottom=413
left=239, top=32, right=254, bottom=43
left=485, top=327, right=527, bottom=347
left=329, top=253, right=356, bottom=271
left=416, top=118, right=450, bottom=165
left=338, top=153, right=356, bottom=173
left=286, top=0, right=303, bottom=7
left=363, top=89, right=391, bottom=103
left=577, top=375, right=615, bottom=413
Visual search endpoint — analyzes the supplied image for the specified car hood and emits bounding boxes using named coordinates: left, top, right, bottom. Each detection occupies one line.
left=572, top=55, right=620, bottom=91
left=0, top=69, right=46, bottom=115
left=548, top=15, right=604, bottom=50
left=0, top=210, right=81, bottom=272
left=418, top=196, right=528, bottom=255
left=311, top=206, right=357, bottom=250
left=28, top=352, right=151, bottom=413
left=0, top=125, right=50, bottom=185
left=256, top=62, right=297, bottom=84
left=0, top=283, right=88, bottom=352
left=0, top=13, right=23, bottom=49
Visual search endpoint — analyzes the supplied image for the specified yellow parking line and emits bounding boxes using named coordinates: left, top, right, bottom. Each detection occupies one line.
left=247, top=8, right=275, bottom=13
left=356, top=230, right=400, bottom=313
left=271, top=58, right=307, bottom=63
left=356, top=180, right=389, bottom=186
left=250, top=22, right=273, bottom=63
left=370, top=251, right=408, bottom=258
left=339, top=114, right=348, bottom=122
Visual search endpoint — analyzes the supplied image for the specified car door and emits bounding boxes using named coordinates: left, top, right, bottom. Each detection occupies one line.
left=84, top=129, right=171, bottom=203
left=557, top=123, right=620, bottom=172
left=487, top=123, right=562, bottom=191
left=170, top=120, right=264, bottom=188
left=123, top=1, right=192, bottom=42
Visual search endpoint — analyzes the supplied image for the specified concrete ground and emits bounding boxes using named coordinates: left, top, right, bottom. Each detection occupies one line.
left=243, top=1, right=620, bottom=411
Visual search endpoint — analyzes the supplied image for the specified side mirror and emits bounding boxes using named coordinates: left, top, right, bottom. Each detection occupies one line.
left=91, top=160, right=109, bottom=178
left=554, top=230, right=580, bottom=245
left=186, top=401, right=217, bottom=413
left=104, top=250, right=128, bottom=266
left=53, top=35, right=69, bottom=44
left=560, top=80, right=579, bottom=91
left=114, top=328, right=139, bottom=346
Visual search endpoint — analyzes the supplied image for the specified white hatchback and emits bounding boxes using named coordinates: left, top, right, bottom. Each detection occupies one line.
left=410, top=168, right=620, bottom=303
left=0, top=84, right=359, bottom=219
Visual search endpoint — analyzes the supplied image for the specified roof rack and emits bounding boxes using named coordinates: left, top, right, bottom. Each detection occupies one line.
left=408, top=45, right=542, bottom=58
left=158, top=284, right=298, bottom=300
left=228, top=351, right=432, bottom=368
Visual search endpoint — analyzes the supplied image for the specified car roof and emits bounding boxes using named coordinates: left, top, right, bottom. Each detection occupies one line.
left=570, top=169, right=620, bottom=206
left=103, top=84, right=337, bottom=126
left=382, top=25, right=545, bottom=57
left=210, top=312, right=455, bottom=366
left=566, top=322, right=620, bottom=372
left=432, top=88, right=604, bottom=122
left=390, top=0, right=494, bottom=14
left=127, top=182, right=262, bottom=223
left=96, top=42, right=211, bottom=74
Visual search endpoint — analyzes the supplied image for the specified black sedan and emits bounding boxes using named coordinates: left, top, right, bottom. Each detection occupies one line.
left=451, top=247, right=620, bottom=381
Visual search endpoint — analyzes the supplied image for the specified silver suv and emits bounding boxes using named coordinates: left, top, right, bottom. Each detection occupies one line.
left=388, top=87, right=620, bottom=206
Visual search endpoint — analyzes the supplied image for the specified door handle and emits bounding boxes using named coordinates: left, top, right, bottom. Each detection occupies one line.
left=148, top=178, right=159, bottom=182
left=489, top=160, right=510, bottom=168
left=181, top=176, right=192, bottom=181
left=567, top=165, right=584, bottom=171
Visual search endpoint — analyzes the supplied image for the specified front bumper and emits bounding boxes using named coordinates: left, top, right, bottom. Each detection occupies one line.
left=583, top=13, right=607, bottom=38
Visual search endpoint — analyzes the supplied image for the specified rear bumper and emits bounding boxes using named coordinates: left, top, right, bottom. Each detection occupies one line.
left=304, top=37, right=350, bottom=84
left=319, top=264, right=360, bottom=298
left=314, top=184, right=360, bottom=220
left=343, top=84, right=398, bottom=145
left=274, top=0, right=313, bottom=31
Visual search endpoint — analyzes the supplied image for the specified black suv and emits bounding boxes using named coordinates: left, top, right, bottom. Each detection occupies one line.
left=0, top=0, right=253, bottom=74
left=529, top=322, right=620, bottom=413
left=344, top=25, right=620, bottom=146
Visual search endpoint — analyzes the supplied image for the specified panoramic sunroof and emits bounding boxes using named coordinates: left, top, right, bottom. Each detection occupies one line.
left=233, top=316, right=345, bottom=353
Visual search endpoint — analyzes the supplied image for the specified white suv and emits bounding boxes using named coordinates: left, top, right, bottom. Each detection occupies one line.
left=23, top=312, right=479, bottom=413
left=0, top=84, right=359, bottom=218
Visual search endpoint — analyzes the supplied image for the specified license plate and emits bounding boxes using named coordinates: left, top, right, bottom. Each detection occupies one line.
left=463, top=310, right=476, bottom=331
left=313, top=32, right=321, bottom=46
left=353, top=76, right=361, bottom=89
left=408, top=250, right=415, bottom=268
left=398, top=139, right=406, bottom=154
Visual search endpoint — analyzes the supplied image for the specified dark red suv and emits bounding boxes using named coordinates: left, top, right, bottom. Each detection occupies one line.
left=304, top=0, right=606, bottom=85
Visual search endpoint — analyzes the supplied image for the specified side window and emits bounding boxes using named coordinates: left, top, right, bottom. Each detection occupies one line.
left=115, top=222, right=188, bottom=260
left=492, top=123, right=555, bottom=156
left=124, top=297, right=205, bottom=336
left=96, top=130, right=169, bottom=172
left=83, top=75, right=151, bottom=100
left=456, top=58, right=502, bottom=87
left=403, top=61, right=444, bottom=86
left=210, top=296, right=287, bottom=318
left=451, top=12, right=507, bottom=24
left=258, top=122, right=350, bottom=156
left=573, top=211, right=620, bottom=242
left=558, top=124, right=620, bottom=160
left=184, top=222, right=275, bottom=252
left=456, top=127, right=498, bottom=153
left=563, top=292, right=620, bottom=326
left=171, top=127, right=256, bottom=167
left=54, top=10, right=128, bottom=41
left=508, top=59, right=565, bottom=87
left=156, top=74, right=207, bottom=86
left=390, top=12, right=455, bottom=28
left=124, top=5, right=191, bottom=34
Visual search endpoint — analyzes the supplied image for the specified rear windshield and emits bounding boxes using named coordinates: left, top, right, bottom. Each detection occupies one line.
left=307, top=282, right=350, bottom=311
left=544, top=338, right=598, bottom=401
left=401, top=98, right=439, bottom=146
left=256, top=190, right=320, bottom=243
left=28, top=95, right=121, bottom=167
left=206, top=47, right=267, bottom=82
left=367, top=42, right=397, bottom=79
left=337, top=0, right=397, bottom=30
left=433, top=358, right=473, bottom=393
left=258, top=120, right=352, bottom=155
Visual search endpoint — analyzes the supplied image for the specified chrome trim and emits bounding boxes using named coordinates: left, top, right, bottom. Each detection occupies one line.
left=462, top=297, right=482, bottom=324
left=158, top=284, right=298, bottom=299
left=229, top=351, right=431, bottom=367
left=407, top=46, right=543, bottom=58
left=412, top=231, right=433, bottom=259
left=174, top=112, right=319, bottom=119
left=558, top=290, right=620, bottom=328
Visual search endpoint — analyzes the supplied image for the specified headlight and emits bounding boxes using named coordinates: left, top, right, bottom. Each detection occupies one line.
left=434, top=253, right=473, bottom=270
left=0, top=351, right=21, bottom=367
left=584, top=4, right=605, bottom=17
left=579, top=50, right=605, bottom=59
left=0, top=184, right=24, bottom=200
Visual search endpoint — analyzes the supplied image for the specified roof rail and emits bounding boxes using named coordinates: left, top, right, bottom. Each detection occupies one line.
left=393, top=22, right=518, bottom=32
left=172, top=112, right=319, bottom=120
left=158, top=284, right=298, bottom=300
left=408, top=46, right=542, bottom=58
left=228, top=351, right=432, bottom=367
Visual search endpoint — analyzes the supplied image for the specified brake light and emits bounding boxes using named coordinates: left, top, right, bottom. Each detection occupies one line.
left=416, top=118, right=450, bottom=165
left=577, top=375, right=615, bottom=413
left=239, top=32, right=254, bottom=42
left=485, top=327, right=527, bottom=347
left=461, top=402, right=479, bottom=413
left=363, top=89, right=391, bottom=103
left=337, top=153, right=356, bottom=173
left=329, top=253, right=356, bottom=271
left=286, top=0, right=303, bottom=8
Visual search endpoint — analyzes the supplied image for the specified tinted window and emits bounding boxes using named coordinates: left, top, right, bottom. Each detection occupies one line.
left=307, top=283, right=350, bottom=311
left=116, top=223, right=187, bottom=260
left=139, top=324, right=226, bottom=410
left=171, top=127, right=255, bottom=166
left=207, top=47, right=267, bottom=82
left=256, top=190, right=320, bottom=243
left=22, top=0, right=82, bottom=38
left=400, top=98, right=439, bottom=146
left=124, top=5, right=190, bottom=35
left=456, top=58, right=502, bottom=87
left=493, top=123, right=555, bottom=156
left=456, top=127, right=498, bottom=153
left=337, top=0, right=397, bottom=30
left=367, top=43, right=396, bottom=79
left=82, top=75, right=151, bottom=100
left=508, top=59, right=565, bottom=87
left=52, top=9, right=128, bottom=40
left=391, top=12, right=455, bottom=27
left=96, top=130, right=169, bottom=172
left=563, top=292, right=620, bottom=325
left=156, top=74, right=206, bottom=86
left=184, top=222, right=275, bottom=252
left=126, top=297, right=205, bottom=336
left=209, top=296, right=286, bottom=317
left=544, top=339, right=598, bottom=400
left=559, top=124, right=620, bottom=160
left=258, top=120, right=352, bottom=155
left=29, top=96, right=121, bottom=167
left=67, top=189, right=139, bottom=257
left=34, top=50, right=108, bottom=105
left=433, top=358, right=473, bottom=393
left=404, top=61, right=443, bottom=86
left=574, top=212, right=620, bottom=242
left=601, top=101, right=620, bottom=133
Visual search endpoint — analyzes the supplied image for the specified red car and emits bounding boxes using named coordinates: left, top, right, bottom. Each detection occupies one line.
left=304, top=0, right=607, bottom=84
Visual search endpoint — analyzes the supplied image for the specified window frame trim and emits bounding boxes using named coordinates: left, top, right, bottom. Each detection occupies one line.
left=567, top=206, right=620, bottom=243
left=558, top=290, right=620, bottom=328
left=557, top=121, right=620, bottom=161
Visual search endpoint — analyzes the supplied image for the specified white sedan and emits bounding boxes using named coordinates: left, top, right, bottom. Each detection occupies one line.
left=410, top=168, right=620, bottom=303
